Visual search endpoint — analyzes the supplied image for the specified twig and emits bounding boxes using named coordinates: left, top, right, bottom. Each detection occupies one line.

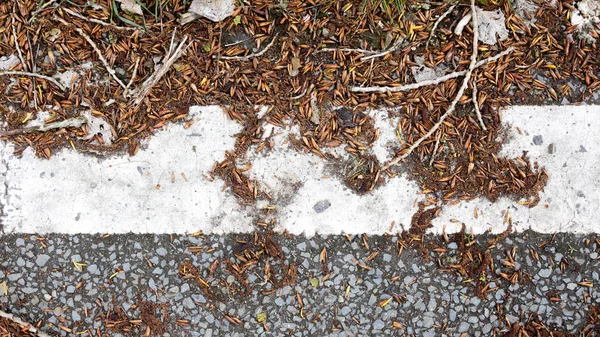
left=11, top=9, right=27, bottom=72
left=350, top=47, right=514, bottom=93
left=472, top=76, right=486, bottom=130
left=129, top=35, right=190, bottom=106
left=28, top=0, right=59, bottom=23
left=383, top=0, right=480, bottom=170
left=76, top=27, right=128, bottom=91
left=289, top=83, right=314, bottom=100
left=315, top=47, right=375, bottom=55
left=54, top=17, right=128, bottom=91
left=360, top=38, right=403, bottom=61
left=429, top=131, right=442, bottom=167
left=0, top=71, right=65, bottom=91
left=468, top=0, right=486, bottom=131
left=61, top=7, right=138, bottom=31
left=218, top=35, right=278, bottom=61
left=0, top=310, right=53, bottom=337
left=126, top=57, right=140, bottom=91
left=0, top=116, right=87, bottom=137
left=315, top=37, right=403, bottom=61
left=426, top=4, right=456, bottom=47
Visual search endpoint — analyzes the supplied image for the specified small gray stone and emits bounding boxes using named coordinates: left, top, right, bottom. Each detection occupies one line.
left=373, top=319, right=385, bottom=330
left=156, top=247, right=168, bottom=257
left=423, top=330, right=435, bottom=337
left=275, top=298, right=285, bottom=306
left=183, top=297, right=195, bottom=309
left=313, top=200, right=331, bottom=213
left=36, top=254, right=50, bottom=267
left=87, top=264, right=98, bottom=274
left=66, top=286, right=76, bottom=293
left=548, top=143, right=556, bottom=154
left=72, top=311, right=81, bottom=321
left=22, top=287, right=37, bottom=294
left=538, top=269, right=552, bottom=278
left=458, top=321, right=470, bottom=332
left=533, top=135, right=543, bottom=145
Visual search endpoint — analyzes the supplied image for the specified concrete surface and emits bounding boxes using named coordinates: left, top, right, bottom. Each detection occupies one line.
left=1, top=105, right=599, bottom=235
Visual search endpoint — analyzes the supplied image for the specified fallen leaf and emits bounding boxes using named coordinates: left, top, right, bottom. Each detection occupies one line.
left=257, top=312, right=267, bottom=323
left=290, top=57, right=301, bottom=77
left=0, top=281, right=8, bottom=296
left=310, top=277, right=319, bottom=287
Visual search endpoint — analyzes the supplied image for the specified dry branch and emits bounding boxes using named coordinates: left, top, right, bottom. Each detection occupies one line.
left=0, top=70, right=65, bottom=91
left=218, top=35, right=278, bottom=61
left=0, top=309, right=53, bottom=337
left=11, top=10, right=27, bottom=72
left=61, top=7, right=139, bottom=31
left=472, top=77, right=486, bottom=130
left=54, top=16, right=129, bottom=92
left=427, top=4, right=457, bottom=47
left=0, top=116, right=87, bottom=137
left=128, top=35, right=190, bottom=106
left=316, top=37, right=403, bottom=61
left=28, top=0, right=59, bottom=23
left=350, top=47, right=514, bottom=93
left=383, top=0, right=481, bottom=170
left=429, top=132, right=442, bottom=167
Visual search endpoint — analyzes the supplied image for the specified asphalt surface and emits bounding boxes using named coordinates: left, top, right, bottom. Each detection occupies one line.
left=0, top=231, right=599, bottom=336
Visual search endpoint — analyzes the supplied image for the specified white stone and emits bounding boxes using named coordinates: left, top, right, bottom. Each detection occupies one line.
left=188, top=0, right=236, bottom=22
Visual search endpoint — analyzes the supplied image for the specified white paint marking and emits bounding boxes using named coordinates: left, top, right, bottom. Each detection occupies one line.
left=1, top=106, right=253, bottom=234
left=433, top=105, right=600, bottom=234
left=1, top=105, right=599, bottom=235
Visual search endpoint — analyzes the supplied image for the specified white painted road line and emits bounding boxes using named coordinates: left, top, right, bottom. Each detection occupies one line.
left=433, top=105, right=600, bottom=234
left=0, top=105, right=598, bottom=235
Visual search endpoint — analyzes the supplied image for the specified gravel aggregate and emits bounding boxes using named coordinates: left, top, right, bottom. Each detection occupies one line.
left=0, top=231, right=599, bottom=336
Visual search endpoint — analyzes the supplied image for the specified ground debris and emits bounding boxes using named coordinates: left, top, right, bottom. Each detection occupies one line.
left=179, top=231, right=297, bottom=302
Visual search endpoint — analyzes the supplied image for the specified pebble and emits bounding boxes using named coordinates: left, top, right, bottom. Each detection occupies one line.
left=538, top=269, right=552, bottom=278
left=313, top=200, right=331, bottom=213
left=35, top=254, right=50, bottom=267
left=183, top=297, right=195, bottom=309
left=156, top=247, right=168, bottom=256
left=372, top=320, right=384, bottom=330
